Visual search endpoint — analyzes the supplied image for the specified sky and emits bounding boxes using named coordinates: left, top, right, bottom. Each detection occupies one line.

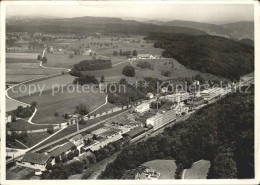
left=6, top=3, right=254, bottom=24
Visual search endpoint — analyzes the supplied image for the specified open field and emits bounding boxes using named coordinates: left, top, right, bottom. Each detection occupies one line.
left=7, top=68, right=63, bottom=75
left=6, top=53, right=38, bottom=59
left=22, top=131, right=57, bottom=148
left=184, top=160, right=210, bottom=179
left=43, top=36, right=161, bottom=68
left=7, top=63, right=40, bottom=69
left=7, top=119, right=49, bottom=131
left=6, top=57, right=63, bottom=83
left=6, top=75, right=46, bottom=84
left=8, top=74, right=75, bottom=99
left=6, top=58, right=40, bottom=64
left=143, top=159, right=177, bottom=179
left=44, top=52, right=94, bottom=68
left=6, top=98, right=27, bottom=112
left=16, top=86, right=106, bottom=124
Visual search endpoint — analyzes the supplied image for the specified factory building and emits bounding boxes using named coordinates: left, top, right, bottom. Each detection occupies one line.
left=166, top=91, right=190, bottom=103
left=146, top=109, right=176, bottom=129
left=200, top=88, right=222, bottom=101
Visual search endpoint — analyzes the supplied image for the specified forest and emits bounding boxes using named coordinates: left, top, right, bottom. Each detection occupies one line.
left=145, top=33, right=254, bottom=80
left=100, top=86, right=254, bottom=179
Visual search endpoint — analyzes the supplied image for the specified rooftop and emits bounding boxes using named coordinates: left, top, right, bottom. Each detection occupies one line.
left=123, top=126, right=146, bottom=138
left=21, top=152, right=50, bottom=165
left=48, top=142, right=75, bottom=157
left=70, top=134, right=83, bottom=142
left=138, top=54, right=152, bottom=57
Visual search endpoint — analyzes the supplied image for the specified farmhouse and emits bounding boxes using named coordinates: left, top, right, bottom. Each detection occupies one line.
left=137, top=54, right=154, bottom=59
left=17, top=152, right=51, bottom=171
left=80, top=48, right=92, bottom=55
left=70, top=134, right=83, bottom=146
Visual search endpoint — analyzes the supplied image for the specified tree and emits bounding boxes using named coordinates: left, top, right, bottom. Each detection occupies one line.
left=113, top=51, right=118, bottom=56
left=79, top=119, right=86, bottom=125
left=132, top=50, right=137, bottom=56
left=47, top=164, right=69, bottom=179
left=75, top=103, right=89, bottom=115
left=47, top=126, right=54, bottom=134
left=67, top=152, right=74, bottom=160
left=87, top=155, right=96, bottom=164
left=92, top=134, right=98, bottom=141
left=11, top=115, right=16, bottom=122
left=74, top=149, right=80, bottom=157
left=37, top=54, right=41, bottom=60
left=41, top=56, right=48, bottom=63
left=30, top=101, right=38, bottom=108
left=46, top=162, right=53, bottom=171
left=61, top=153, right=68, bottom=163
left=213, top=153, right=238, bottom=178
left=122, top=65, right=135, bottom=77
left=64, top=113, right=69, bottom=119
left=101, top=75, right=105, bottom=83
left=55, top=156, right=61, bottom=163
left=83, top=157, right=90, bottom=168
left=66, top=161, right=84, bottom=175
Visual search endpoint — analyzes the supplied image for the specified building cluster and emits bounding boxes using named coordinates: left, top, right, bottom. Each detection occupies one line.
left=15, top=85, right=229, bottom=172
left=128, top=54, right=162, bottom=60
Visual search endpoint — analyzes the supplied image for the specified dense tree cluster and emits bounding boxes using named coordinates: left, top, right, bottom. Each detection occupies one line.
left=12, top=105, right=35, bottom=118
left=136, top=61, right=154, bottom=70
left=100, top=89, right=254, bottom=179
left=73, top=59, right=112, bottom=71
left=146, top=33, right=254, bottom=80
left=73, top=75, right=99, bottom=85
left=122, top=65, right=135, bottom=77
left=107, top=77, right=160, bottom=105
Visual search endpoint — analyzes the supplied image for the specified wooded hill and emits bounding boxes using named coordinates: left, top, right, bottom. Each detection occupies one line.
left=146, top=33, right=254, bottom=80
left=6, top=16, right=207, bottom=35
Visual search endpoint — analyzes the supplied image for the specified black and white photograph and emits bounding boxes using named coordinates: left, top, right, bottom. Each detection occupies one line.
left=1, top=0, right=259, bottom=184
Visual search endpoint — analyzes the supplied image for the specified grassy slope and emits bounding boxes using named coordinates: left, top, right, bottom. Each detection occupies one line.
left=17, top=86, right=106, bottom=124
left=184, top=160, right=211, bottom=179
left=143, top=159, right=177, bottom=179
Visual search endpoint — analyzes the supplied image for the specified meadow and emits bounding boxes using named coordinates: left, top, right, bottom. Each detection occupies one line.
left=6, top=53, right=38, bottom=59
left=142, top=159, right=177, bottom=179
left=184, top=160, right=210, bottom=179
left=6, top=57, right=63, bottom=83
left=44, top=35, right=163, bottom=68
left=7, top=119, right=49, bottom=131
left=8, top=74, right=75, bottom=99
left=17, top=85, right=107, bottom=124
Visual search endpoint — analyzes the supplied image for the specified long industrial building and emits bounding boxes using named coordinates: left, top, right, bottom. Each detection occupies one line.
left=200, top=87, right=222, bottom=101
left=146, top=108, right=176, bottom=129
left=166, top=91, right=190, bottom=103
